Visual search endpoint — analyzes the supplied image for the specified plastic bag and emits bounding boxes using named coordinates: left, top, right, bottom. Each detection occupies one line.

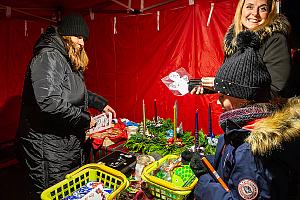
left=161, top=67, right=191, bottom=96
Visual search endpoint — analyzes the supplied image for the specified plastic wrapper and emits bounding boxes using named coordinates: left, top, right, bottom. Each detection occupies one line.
left=161, top=67, right=191, bottom=96
left=63, top=181, right=109, bottom=200
left=89, top=118, right=128, bottom=149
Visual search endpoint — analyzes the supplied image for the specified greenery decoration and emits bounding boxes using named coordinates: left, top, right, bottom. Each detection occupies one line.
left=124, top=118, right=217, bottom=156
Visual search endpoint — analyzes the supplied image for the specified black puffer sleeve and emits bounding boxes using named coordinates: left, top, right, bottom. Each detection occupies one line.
left=88, top=91, right=108, bottom=111
left=30, top=50, right=91, bottom=131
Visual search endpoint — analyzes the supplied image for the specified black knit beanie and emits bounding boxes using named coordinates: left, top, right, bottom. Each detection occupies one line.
left=214, top=30, right=271, bottom=101
left=58, top=14, right=89, bottom=39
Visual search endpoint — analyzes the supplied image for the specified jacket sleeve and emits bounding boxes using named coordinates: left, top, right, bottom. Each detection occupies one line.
left=195, top=144, right=271, bottom=200
left=194, top=173, right=229, bottom=200
left=262, top=33, right=292, bottom=97
left=87, top=91, right=108, bottom=111
left=31, top=51, right=90, bottom=130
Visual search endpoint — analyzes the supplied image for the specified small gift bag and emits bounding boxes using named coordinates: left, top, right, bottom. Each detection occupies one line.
left=161, top=67, right=191, bottom=96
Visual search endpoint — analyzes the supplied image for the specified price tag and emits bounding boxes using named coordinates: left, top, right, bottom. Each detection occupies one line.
left=89, top=112, right=112, bottom=134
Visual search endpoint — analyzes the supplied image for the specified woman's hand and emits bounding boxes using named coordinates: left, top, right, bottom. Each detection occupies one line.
left=190, top=77, right=215, bottom=95
left=201, top=77, right=215, bottom=87
left=190, top=85, right=204, bottom=95
left=103, top=105, right=116, bottom=118
left=90, top=117, right=96, bottom=128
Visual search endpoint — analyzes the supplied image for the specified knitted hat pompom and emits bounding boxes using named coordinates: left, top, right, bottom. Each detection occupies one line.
left=236, top=30, right=260, bottom=51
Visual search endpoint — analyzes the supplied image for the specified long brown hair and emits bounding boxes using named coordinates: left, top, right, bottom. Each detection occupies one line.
left=233, top=0, right=277, bottom=36
left=62, top=36, right=89, bottom=71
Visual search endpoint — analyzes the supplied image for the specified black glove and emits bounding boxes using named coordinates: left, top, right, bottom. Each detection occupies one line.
left=181, top=150, right=193, bottom=165
left=190, top=152, right=207, bottom=177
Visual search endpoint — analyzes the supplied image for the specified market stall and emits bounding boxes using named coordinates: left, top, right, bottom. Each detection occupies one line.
left=41, top=108, right=219, bottom=199
left=0, top=0, right=298, bottom=199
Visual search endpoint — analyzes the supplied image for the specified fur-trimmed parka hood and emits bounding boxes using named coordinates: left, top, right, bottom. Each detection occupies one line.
left=246, top=96, right=300, bottom=156
left=224, top=14, right=290, bottom=57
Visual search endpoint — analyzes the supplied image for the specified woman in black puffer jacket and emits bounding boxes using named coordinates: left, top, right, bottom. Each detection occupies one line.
left=16, top=14, right=116, bottom=199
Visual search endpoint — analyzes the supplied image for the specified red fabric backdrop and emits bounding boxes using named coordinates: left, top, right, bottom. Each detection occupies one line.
left=0, top=0, right=238, bottom=143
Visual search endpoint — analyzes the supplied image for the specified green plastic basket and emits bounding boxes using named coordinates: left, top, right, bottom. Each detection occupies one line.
left=41, top=163, right=129, bottom=200
left=141, top=155, right=198, bottom=200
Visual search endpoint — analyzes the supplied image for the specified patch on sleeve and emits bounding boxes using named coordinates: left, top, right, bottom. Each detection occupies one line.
left=237, top=179, right=258, bottom=200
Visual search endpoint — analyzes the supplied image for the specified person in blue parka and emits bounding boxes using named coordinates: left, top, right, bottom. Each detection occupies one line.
left=192, top=30, right=300, bottom=200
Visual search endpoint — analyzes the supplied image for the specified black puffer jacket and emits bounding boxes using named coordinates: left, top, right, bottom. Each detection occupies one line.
left=223, top=14, right=293, bottom=97
left=16, top=26, right=108, bottom=195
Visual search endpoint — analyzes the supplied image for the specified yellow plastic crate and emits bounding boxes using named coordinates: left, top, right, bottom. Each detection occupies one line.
left=141, top=155, right=198, bottom=200
left=41, top=163, right=129, bottom=200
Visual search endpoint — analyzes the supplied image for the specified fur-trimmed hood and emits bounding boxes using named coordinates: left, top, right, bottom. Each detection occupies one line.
left=224, top=14, right=290, bottom=57
left=246, top=97, right=300, bottom=156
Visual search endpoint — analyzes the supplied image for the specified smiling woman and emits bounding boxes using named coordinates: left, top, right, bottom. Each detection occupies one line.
left=191, top=0, right=295, bottom=98
left=234, top=0, right=277, bottom=33
left=223, top=0, right=293, bottom=98
left=240, top=0, right=270, bottom=30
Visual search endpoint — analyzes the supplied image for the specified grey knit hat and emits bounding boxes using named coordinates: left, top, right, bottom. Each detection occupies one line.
left=214, top=30, right=271, bottom=101
left=58, top=14, right=89, bottom=39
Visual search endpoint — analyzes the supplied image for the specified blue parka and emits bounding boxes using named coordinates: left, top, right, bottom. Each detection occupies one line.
left=194, top=100, right=300, bottom=200
left=195, top=122, right=270, bottom=200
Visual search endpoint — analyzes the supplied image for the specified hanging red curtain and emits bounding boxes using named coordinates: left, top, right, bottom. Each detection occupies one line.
left=0, top=0, right=238, bottom=144
left=85, top=0, right=238, bottom=136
